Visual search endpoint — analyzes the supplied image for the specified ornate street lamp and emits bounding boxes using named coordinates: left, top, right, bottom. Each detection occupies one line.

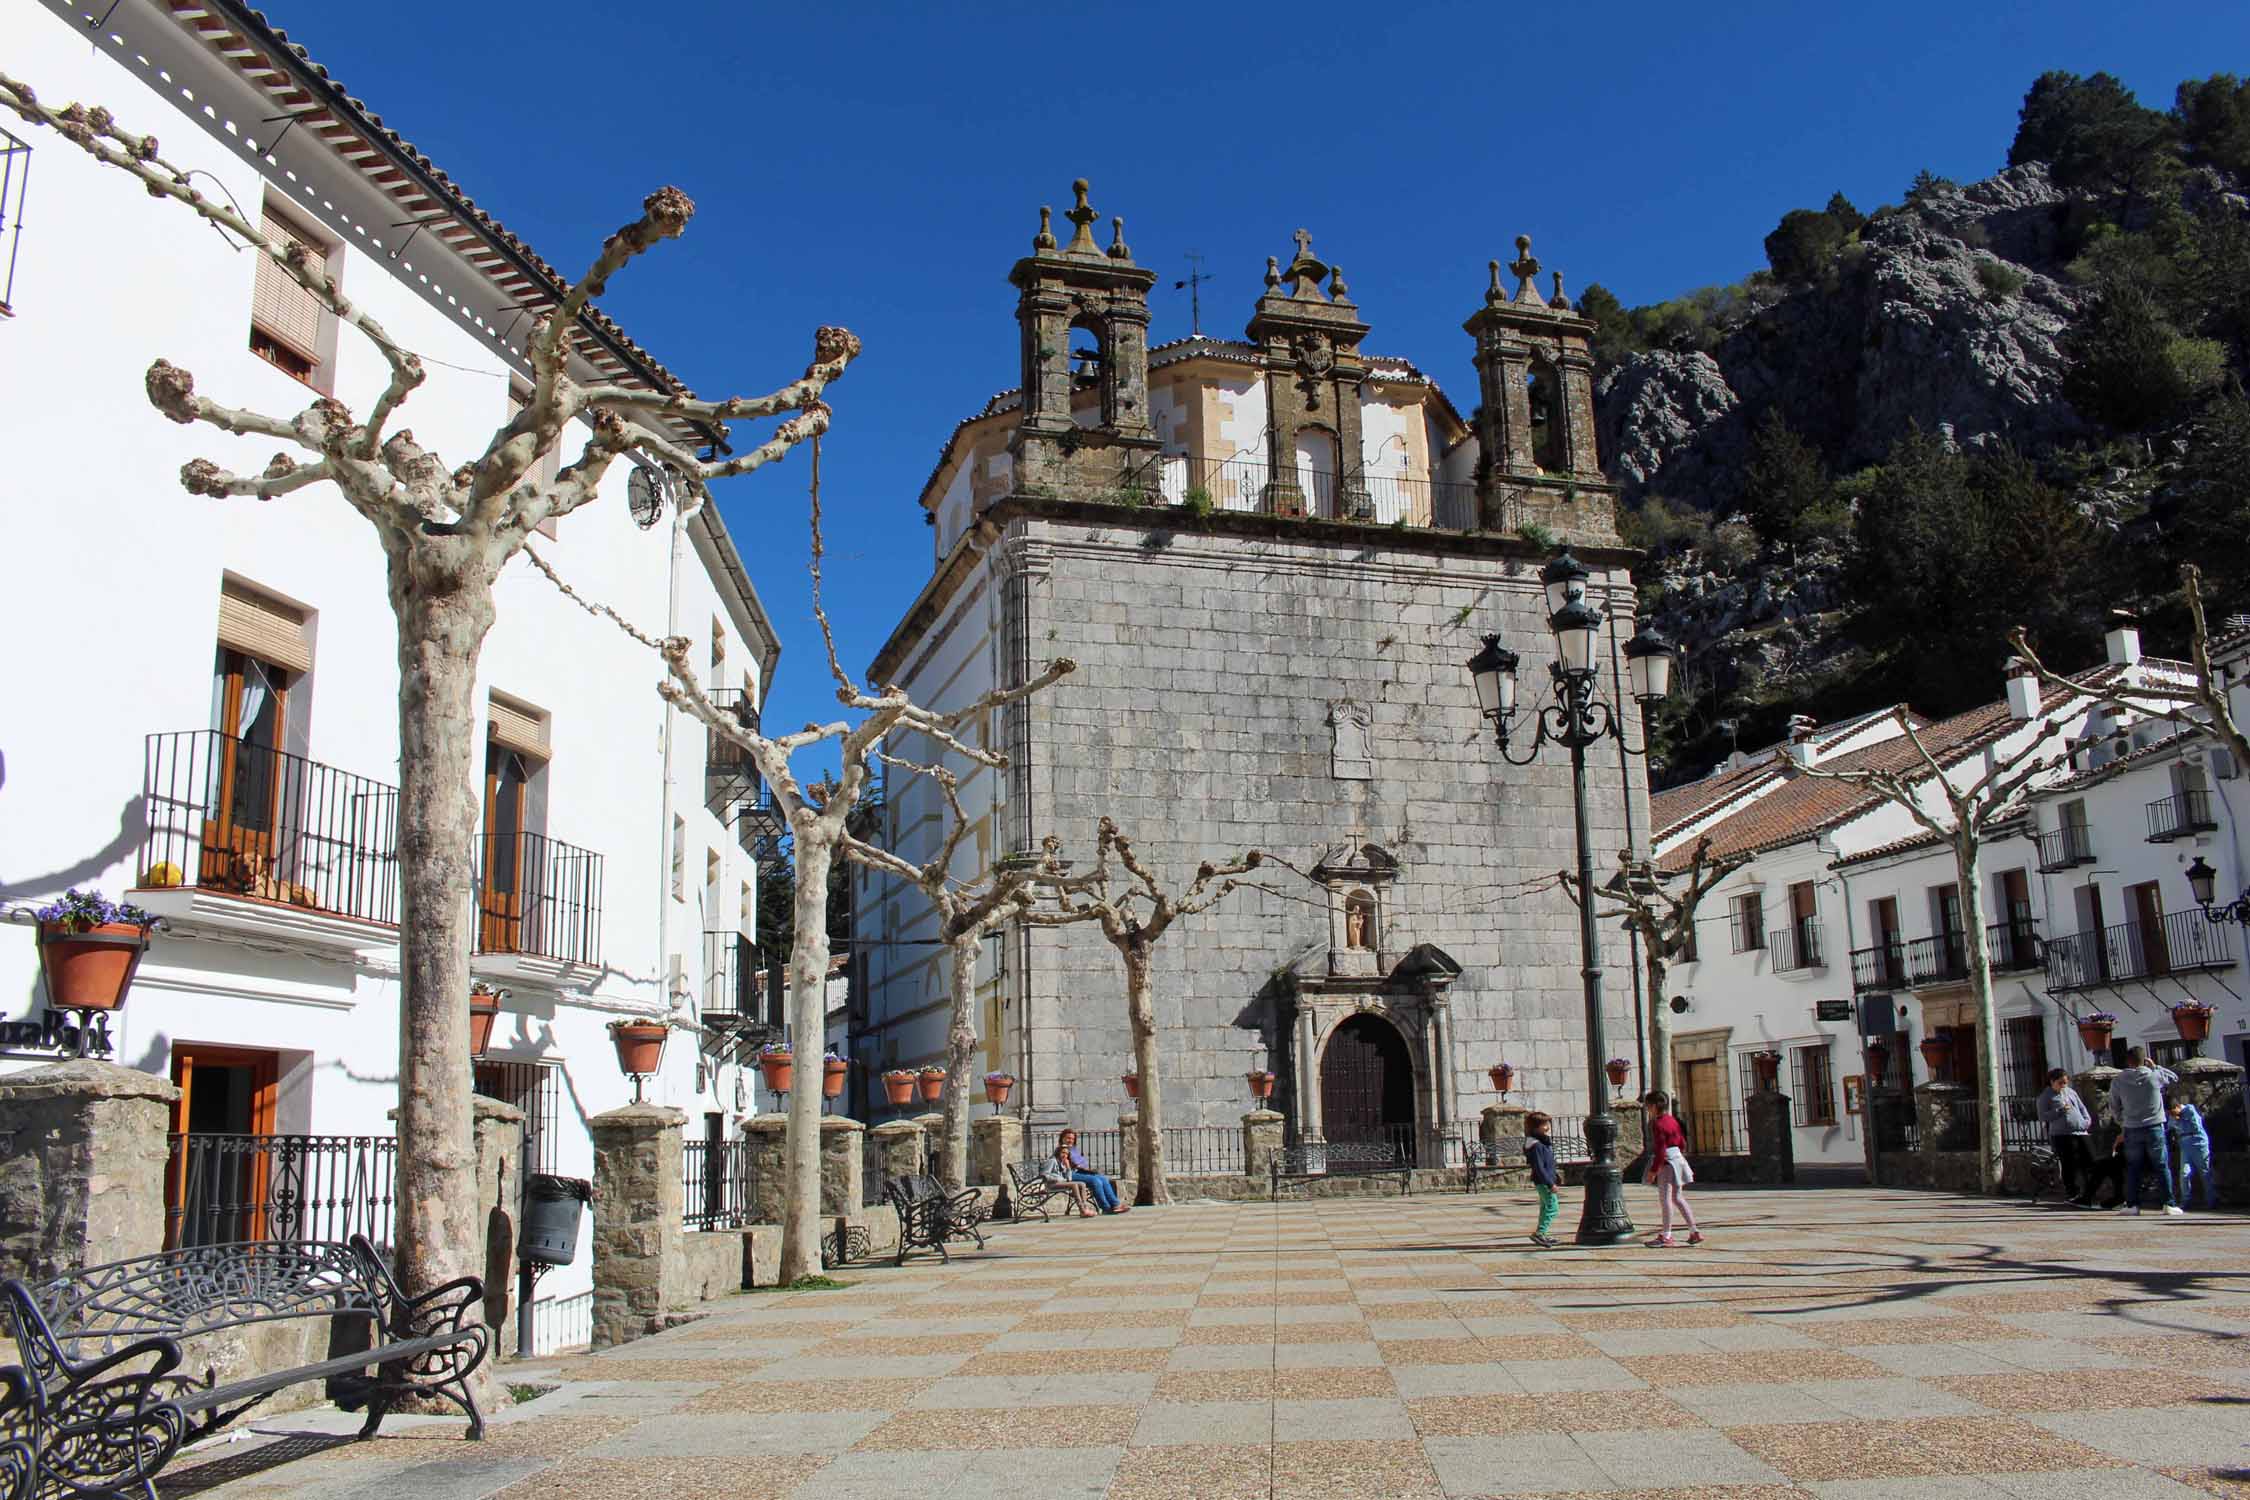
left=2185, top=856, right=2250, bottom=927
left=1465, top=547, right=1677, bottom=1246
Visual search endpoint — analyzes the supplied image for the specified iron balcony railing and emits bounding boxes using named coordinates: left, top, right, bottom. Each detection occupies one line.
left=476, top=831, right=603, bottom=967
left=683, top=1137, right=759, bottom=1231
left=1141, top=453, right=1494, bottom=532
left=165, top=1132, right=397, bottom=1250
left=1903, top=932, right=1969, bottom=987
left=0, top=127, right=26, bottom=317
left=704, top=688, right=765, bottom=817
left=139, top=730, right=402, bottom=926
left=1770, top=921, right=1825, bottom=973
left=2043, top=909, right=2235, bottom=991
left=1987, top=918, right=2042, bottom=972
left=2035, top=825, right=2096, bottom=872
left=701, top=929, right=780, bottom=1031
left=1850, top=941, right=1907, bottom=993
left=2145, top=789, right=2218, bottom=842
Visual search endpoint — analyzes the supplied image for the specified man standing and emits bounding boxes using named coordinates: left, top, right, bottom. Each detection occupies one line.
left=2039, top=1067, right=2094, bottom=1203
left=2107, top=1047, right=2183, bottom=1217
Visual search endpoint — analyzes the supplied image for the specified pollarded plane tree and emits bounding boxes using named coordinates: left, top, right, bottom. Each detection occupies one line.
left=1025, top=820, right=1262, bottom=1206
left=0, top=75, right=859, bottom=1342
left=1776, top=704, right=2077, bottom=1192
left=640, top=473, right=1073, bottom=1277
left=1562, top=836, right=1750, bottom=1099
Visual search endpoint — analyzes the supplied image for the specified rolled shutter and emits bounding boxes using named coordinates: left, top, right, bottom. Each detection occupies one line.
left=216, top=579, right=311, bottom=675
left=488, top=695, right=550, bottom=758
left=252, top=208, right=327, bottom=360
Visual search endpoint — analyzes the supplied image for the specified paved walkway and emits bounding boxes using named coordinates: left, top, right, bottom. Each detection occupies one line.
left=167, top=1185, right=2250, bottom=1499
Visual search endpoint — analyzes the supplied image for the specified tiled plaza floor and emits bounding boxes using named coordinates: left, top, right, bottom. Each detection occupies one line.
left=167, top=1185, right=2250, bottom=1499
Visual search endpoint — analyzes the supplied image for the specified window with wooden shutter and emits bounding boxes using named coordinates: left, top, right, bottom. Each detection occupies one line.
left=216, top=579, right=311, bottom=675
left=487, top=693, right=551, bottom=760
left=250, top=206, right=328, bottom=378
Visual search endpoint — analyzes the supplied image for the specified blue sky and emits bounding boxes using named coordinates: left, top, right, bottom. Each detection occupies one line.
left=286, top=1, right=2243, bottom=755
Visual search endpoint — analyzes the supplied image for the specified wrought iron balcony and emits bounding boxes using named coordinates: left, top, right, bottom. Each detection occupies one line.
left=476, top=831, right=603, bottom=968
left=704, top=688, right=765, bottom=815
left=136, top=730, right=401, bottom=928
left=2145, top=789, right=2218, bottom=842
left=2044, top=909, right=2235, bottom=992
left=1902, top=931, right=1970, bottom=987
left=1986, top=918, right=2042, bottom=973
left=2034, top=825, right=2095, bottom=872
left=1770, top=921, right=1825, bottom=973
left=701, top=929, right=781, bottom=1037
left=1849, top=941, right=1907, bottom=993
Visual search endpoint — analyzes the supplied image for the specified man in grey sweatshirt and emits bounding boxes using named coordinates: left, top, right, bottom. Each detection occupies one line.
left=2107, top=1047, right=2182, bottom=1216
left=2038, top=1068, right=2094, bottom=1202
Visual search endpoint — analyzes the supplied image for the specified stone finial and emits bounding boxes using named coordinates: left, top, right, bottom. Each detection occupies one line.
left=1550, top=269, right=1569, bottom=309
left=1033, top=204, right=1056, bottom=252
left=1064, top=177, right=1100, bottom=254
left=1264, top=255, right=1282, bottom=291
left=1486, top=258, right=1506, bottom=307
left=1510, top=235, right=1546, bottom=306
left=1329, top=264, right=1351, bottom=303
left=1282, top=227, right=1329, bottom=301
left=1108, top=215, right=1132, bottom=261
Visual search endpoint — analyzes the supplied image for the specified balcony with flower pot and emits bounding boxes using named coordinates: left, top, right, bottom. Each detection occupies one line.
left=128, top=730, right=404, bottom=952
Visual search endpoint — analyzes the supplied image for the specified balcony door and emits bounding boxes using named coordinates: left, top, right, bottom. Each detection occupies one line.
left=2127, top=880, right=2169, bottom=976
left=167, top=1044, right=279, bottom=1247
left=203, top=648, right=291, bottom=893
left=480, top=742, right=534, bottom=954
left=1871, top=897, right=1903, bottom=986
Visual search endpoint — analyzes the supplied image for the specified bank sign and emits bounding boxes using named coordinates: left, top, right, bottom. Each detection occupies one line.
left=0, top=1009, right=115, bottom=1059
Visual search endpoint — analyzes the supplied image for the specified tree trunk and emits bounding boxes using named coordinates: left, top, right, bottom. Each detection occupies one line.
left=386, top=543, right=497, bottom=1411
left=779, top=830, right=833, bottom=1281
left=936, top=933, right=977, bottom=1190
left=1643, top=944, right=1672, bottom=1103
left=1955, top=836, right=2004, bottom=1193
left=1123, top=946, right=1168, bottom=1205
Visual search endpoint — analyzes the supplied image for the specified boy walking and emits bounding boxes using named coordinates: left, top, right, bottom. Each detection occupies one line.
left=1525, top=1111, right=1561, bottom=1248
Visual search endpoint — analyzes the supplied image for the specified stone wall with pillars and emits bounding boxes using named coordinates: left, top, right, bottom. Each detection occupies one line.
left=1743, top=1088, right=1794, bottom=1185
left=1241, top=1110, right=1286, bottom=1181
left=970, top=1116, right=1022, bottom=1189
left=472, top=1096, right=525, bottom=1358
left=589, top=1103, right=685, bottom=1349
left=0, top=1060, right=177, bottom=1283
left=819, top=1118, right=864, bottom=1218
left=869, top=1120, right=927, bottom=1189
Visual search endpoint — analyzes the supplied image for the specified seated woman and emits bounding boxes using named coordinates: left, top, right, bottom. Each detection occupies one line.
left=1054, top=1129, right=1126, bottom=1215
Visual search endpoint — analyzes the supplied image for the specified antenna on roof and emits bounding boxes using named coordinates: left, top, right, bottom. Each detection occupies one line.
left=1173, top=251, right=1211, bottom=336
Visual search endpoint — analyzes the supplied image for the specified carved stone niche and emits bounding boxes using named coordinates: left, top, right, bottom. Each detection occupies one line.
left=1314, top=841, right=1398, bottom=978
left=1328, top=699, right=1373, bottom=781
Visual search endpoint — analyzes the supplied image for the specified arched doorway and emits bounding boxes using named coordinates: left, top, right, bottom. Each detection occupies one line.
left=1320, top=1014, right=1415, bottom=1158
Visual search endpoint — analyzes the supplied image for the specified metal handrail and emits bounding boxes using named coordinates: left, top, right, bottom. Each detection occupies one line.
left=164, top=1132, right=397, bottom=1250
left=2044, top=909, right=2235, bottom=991
left=2145, top=789, right=2217, bottom=842
left=476, top=831, right=604, bottom=967
left=1849, top=941, right=1907, bottom=992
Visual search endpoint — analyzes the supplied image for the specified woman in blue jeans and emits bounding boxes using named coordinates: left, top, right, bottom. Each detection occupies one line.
left=1053, top=1129, right=1127, bottom=1214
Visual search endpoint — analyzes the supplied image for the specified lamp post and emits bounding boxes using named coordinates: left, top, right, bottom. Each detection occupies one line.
left=2185, top=857, right=2250, bottom=927
left=1466, top=548, right=1676, bottom=1246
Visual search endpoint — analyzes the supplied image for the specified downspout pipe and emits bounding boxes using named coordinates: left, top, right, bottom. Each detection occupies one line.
left=656, top=496, right=687, bottom=1040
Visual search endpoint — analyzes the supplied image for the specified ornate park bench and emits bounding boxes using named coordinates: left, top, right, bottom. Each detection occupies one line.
left=1004, top=1160, right=1082, bottom=1222
left=883, top=1175, right=990, bottom=1264
left=0, top=1235, right=488, bottom=1500
left=1269, top=1140, right=1413, bottom=1199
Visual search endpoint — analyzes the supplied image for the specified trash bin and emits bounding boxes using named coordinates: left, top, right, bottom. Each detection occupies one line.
left=522, top=1174, right=591, bottom=1266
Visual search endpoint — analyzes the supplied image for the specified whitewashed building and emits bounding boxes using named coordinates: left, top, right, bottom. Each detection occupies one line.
left=0, top=0, right=784, bottom=1350
left=1648, top=621, right=2240, bottom=1170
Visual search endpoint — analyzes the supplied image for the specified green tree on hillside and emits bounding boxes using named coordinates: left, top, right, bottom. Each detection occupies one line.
left=2008, top=70, right=2178, bottom=202
left=2064, top=276, right=2226, bottom=431
left=1740, top=408, right=1833, bottom=545
left=2174, top=74, right=2250, bottom=177
left=1763, top=193, right=1863, bottom=284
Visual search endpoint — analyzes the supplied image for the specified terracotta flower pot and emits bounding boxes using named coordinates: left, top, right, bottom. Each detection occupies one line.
left=609, top=1020, right=668, bottom=1077
left=823, top=1057, right=848, bottom=1099
left=759, top=1053, right=795, bottom=1095
left=1918, top=1036, right=1952, bottom=1077
left=1247, top=1070, right=1275, bottom=1102
left=919, top=1067, right=946, bottom=1102
left=1488, top=1062, right=1515, bottom=1096
left=1122, top=1072, right=1140, bottom=1101
left=37, top=922, right=150, bottom=1012
left=883, top=1070, right=917, bottom=1107
left=468, top=987, right=502, bottom=1058
left=2172, top=1005, right=2212, bottom=1045
left=984, top=1074, right=1015, bottom=1106
left=1750, top=1051, right=1782, bottom=1089
left=2076, top=1021, right=2113, bottom=1057
left=1604, top=1059, right=1632, bottom=1089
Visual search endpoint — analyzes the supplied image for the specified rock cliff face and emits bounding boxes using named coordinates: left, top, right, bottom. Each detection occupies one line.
left=1597, top=165, right=2085, bottom=512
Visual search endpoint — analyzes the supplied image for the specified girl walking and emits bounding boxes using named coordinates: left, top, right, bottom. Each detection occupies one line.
left=1641, top=1090, right=1703, bottom=1247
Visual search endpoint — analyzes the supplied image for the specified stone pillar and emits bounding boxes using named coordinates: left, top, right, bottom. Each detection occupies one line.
left=2170, top=1057, right=2241, bottom=1126
left=1429, top=1000, right=1457, bottom=1135
left=1241, top=1109, right=1286, bottom=1184
left=1118, top=1111, right=1141, bottom=1203
left=970, top=1115, right=1022, bottom=1188
left=2073, top=1067, right=2120, bottom=1148
left=1744, top=1088, right=1795, bottom=1185
left=1609, top=1099, right=1645, bottom=1169
left=869, top=1119, right=926, bottom=1191
left=742, top=1116, right=788, bottom=1225
left=588, top=1103, right=685, bottom=1350
left=1917, top=1082, right=1966, bottom=1155
left=473, top=1096, right=526, bottom=1358
left=0, top=1060, right=178, bottom=1283
left=819, top=1117, right=864, bottom=1218
left=1294, top=1005, right=1323, bottom=1143
left=1480, top=1101, right=1527, bottom=1150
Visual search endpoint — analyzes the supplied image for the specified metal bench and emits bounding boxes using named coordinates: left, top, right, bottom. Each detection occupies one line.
left=1463, top=1140, right=1520, bottom=1192
left=883, top=1175, right=990, bottom=1264
left=1005, top=1160, right=1084, bottom=1222
left=0, top=1235, right=487, bottom=1500
left=1269, top=1140, right=1413, bottom=1199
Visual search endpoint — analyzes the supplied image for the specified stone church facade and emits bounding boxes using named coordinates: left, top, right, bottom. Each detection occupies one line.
left=849, top=180, right=1650, bottom=1153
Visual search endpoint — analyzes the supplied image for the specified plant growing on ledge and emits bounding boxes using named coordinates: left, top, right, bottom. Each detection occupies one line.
left=1519, top=520, right=1559, bottom=549
left=1180, top=486, right=1215, bottom=522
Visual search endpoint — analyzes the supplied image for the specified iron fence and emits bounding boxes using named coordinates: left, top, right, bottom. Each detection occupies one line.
left=2145, top=789, right=2217, bottom=842
left=139, top=730, right=402, bottom=926
left=1143, top=453, right=1490, bottom=531
left=1160, top=1126, right=1245, bottom=1176
left=1870, top=1091, right=1919, bottom=1153
left=1987, top=918, right=2042, bottom=973
left=1998, top=1095, right=2047, bottom=1154
left=1770, top=921, right=1825, bottom=973
left=164, top=1133, right=397, bottom=1250
left=2035, top=824, right=2096, bottom=871
left=2044, top=910, right=2234, bottom=991
left=1849, top=941, right=1907, bottom=993
left=1028, top=1127, right=1126, bottom=1176
left=1677, top=1108, right=1746, bottom=1158
left=683, top=1137, right=759, bottom=1230
left=1902, top=932, right=1969, bottom=987
left=476, top=830, right=604, bottom=967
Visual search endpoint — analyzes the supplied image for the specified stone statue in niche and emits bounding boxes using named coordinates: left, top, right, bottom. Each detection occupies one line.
left=1328, top=700, right=1372, bottom=781
left=1344, top=892, right=1375, bottom=950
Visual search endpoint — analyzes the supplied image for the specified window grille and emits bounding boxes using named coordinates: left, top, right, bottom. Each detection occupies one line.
left=474, top=1059, right=560, bottom=1172
left=1729, top=894, right=1765, bottom=953
left=1791, top=1043, right=1837, bottom=1126
left=1998, top=1015, right=2049, bottom=1098
left=251, top=205, right=328, bottom=366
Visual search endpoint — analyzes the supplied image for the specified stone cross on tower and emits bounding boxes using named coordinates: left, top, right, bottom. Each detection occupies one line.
left=1283, top=228, right=1331, bottom=302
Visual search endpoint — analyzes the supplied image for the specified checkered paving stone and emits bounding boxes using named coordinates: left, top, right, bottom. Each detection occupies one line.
left=177, top=1186, right=2249, bottom=1498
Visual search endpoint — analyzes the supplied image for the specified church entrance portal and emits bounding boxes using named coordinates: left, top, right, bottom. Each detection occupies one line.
left=1320, top=1014, right=1416, bottom=1160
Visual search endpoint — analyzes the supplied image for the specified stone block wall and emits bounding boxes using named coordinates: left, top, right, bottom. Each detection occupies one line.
left=0, top=1061, right=177, bottom=1283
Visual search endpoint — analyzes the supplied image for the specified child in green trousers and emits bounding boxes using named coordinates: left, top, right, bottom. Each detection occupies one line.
left=1525, top=1111, right=1560, bottom=1248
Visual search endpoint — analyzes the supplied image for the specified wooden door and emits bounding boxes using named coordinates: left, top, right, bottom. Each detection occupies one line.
left=1998, top=869, right=2032, bottom=965
left=480, top=743, right=530, bottom=952
left=167, top=1045, right=279, bottom=1247
left=2128, top=880, right=2168, bottom=975
left=1677, top=1058, right=1726, bottom=1152
left=202, top=649, right=289, bottom=893
left=1319, top=1016, right=1413, bottom=1151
